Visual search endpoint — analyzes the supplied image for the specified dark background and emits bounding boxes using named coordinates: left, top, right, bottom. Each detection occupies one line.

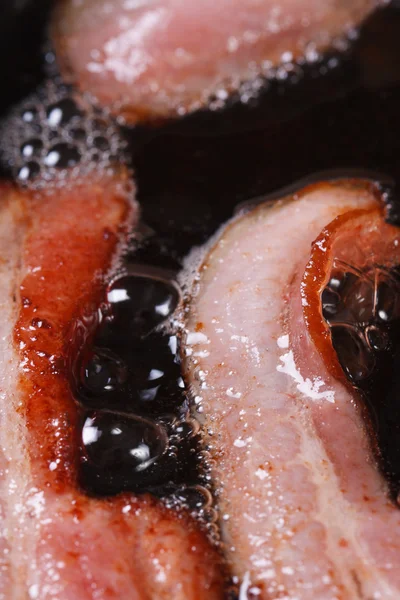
left=0, top=1, right=400, bottom=258
left=2, top=0, right=400, bottom=499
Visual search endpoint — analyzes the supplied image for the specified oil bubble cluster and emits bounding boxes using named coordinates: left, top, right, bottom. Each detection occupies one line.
left=0, top=80, right=127, bottom=188
left=73, top=263, right=212, bottom=518
left=322, top=260, right=400, bottom=383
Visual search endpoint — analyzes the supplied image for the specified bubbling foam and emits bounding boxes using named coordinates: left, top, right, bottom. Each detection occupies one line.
left=72, top=260, right=218, bottom=530
left=322, top=261, right=400, bottom=383
left=0, top=79, right=128, bottom=189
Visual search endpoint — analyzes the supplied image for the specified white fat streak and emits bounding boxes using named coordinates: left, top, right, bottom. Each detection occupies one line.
left=239, top=571, right=251, bottom=600
left=277, top=334, right=289, bottom=349
left=88, top=8, right=167, bottom=84
left=277, top=343, right=335, bottom=404
left=186, top=332, right=208, bottom=345
left=28, top=584, right=39, bottom=599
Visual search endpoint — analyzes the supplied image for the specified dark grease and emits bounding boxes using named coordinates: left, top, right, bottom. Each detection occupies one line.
left=106, top=271, right=180, bottom=340
left=2, top=1, right=400, bottom=514
left=71, top=265, right=203, bottom=498
left=82, top=411, right=168, bottom=472
left=323, top=265, right=400, bottom=501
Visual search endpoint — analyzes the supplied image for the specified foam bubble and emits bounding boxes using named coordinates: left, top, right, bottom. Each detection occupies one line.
left=0, top=79, right=129, bottom=190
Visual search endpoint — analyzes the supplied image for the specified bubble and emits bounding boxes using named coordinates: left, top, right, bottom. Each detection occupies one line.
left=72, top=258, right=202, bottom=498
left=79, top=403, right=200, bottom=496
left=0, top=81, right=128, bottom=188
left=21, top=138, right=43, bottom=159
left=172, top=418, right=200, bottom=439
left=365, top=325, right=390, bottom=352
left=350, top=277, right=375, bottom=323
left=381, top=185, right=400, bottom=227
left=82, top=411, right=168, bottom=473
left=156, top=414, right=178, bottom=429
left=330, top=324, right=375, bottom=382
left=173, top=485, right=213, bottom=510
left=323, top=268, right=377, bottom=325
left=92, top=117, right=109, bottom=132
left=321, top=287, right=340, bottom=318
left=167, top=443, right=178, bottom=458
left=79, top=348, right=128, bottom=405
left=375, top=273, right=400, bottom=323
left=323, top=265, right=400, bottom=383
left=107, top=272, right=181, bottom=337
left=46, top=98, right=82, bottom=128
left=21, top=107, right=38, bottom=123
left=69, top=127, right=87, bottom=142
left=329, top=269, right=359, bottom=293
left=81, top=327, right=186, bottom=417
left=44, top=142, right=81, bottom=168
left=18, top=161, right=40, bottom=181
left=93, top=135, right=109, bottom=151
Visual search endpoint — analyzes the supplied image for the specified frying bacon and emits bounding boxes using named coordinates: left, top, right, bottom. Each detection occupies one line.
left=52, top=0, right=386, bottom=122
left=184, top=179, right=400, bottom=598
left=0, top=174, right=223, bottom=599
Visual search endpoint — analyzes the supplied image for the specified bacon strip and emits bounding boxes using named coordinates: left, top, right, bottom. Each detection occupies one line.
left=184, top=179, right=400, bottom=599
left=0, top=175, right=223, bottom=599
left=52, top=0, right=386, bottom=122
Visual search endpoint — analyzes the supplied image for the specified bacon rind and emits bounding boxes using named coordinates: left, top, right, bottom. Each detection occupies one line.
left=184, top=179, right=400, bottom=599
left=51, top=0, right=386, bottom=122
left=0, top=176, right=223, bottom=599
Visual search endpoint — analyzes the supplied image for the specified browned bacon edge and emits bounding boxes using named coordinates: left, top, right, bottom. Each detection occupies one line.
left=0, top=175, right=223, bottom=600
